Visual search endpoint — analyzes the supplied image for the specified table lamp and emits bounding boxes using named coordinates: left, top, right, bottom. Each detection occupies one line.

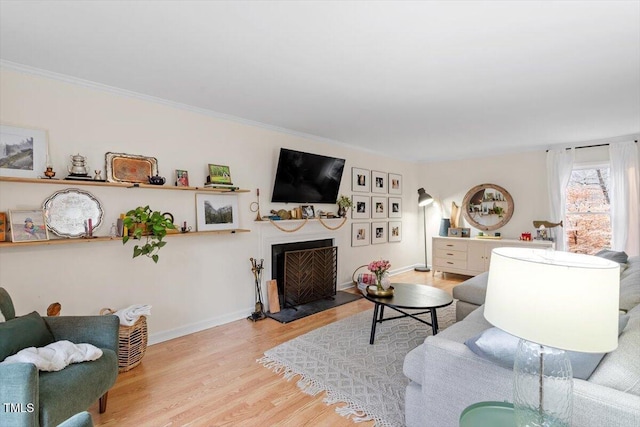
left=415, top=188, right=434, bottom=272
left=484, top=247, right=620, bottom=427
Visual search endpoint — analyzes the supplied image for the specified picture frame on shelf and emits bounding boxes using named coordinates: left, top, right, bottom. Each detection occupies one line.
left=371, top=196, right=387, bottom=219
left=176, top=170, right=189, bottom=187
left=301, top=205, right=315, bottom=219
left=352, top=167, right=370, bottom=193
left=0, top=125, right=48, bottom=179
left=9, top=209, right=49, bottom=242
left=207, top=164, right=233, bottom=185
left=0, top=212, right=6, bottom=242
left=351, top=222, right=370, bottom=247
left=195, top=193, right=239, bottom=231
left=389, top=221, right=402, bottom=242
left=371, top=170, right=387, bottom=194
left=352, top=195, right=370, bottom=219
left=371, top=222, right=387, bottom=244
left=105, top=152, right=158, bottom=183
left=388, top=197, right=402, bottom=218
left=388, top=173, right=402, bottom=194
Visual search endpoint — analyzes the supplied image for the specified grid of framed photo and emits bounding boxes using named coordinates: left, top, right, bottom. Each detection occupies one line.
left=349, top=167, right=404, bottom=246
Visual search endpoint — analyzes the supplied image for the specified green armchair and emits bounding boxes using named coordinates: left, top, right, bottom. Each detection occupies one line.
left=0, top=287, right=119, bottom=427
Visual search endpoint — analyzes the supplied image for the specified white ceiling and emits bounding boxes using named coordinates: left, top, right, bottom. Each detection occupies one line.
left=1, top=1, right=638, bottom=162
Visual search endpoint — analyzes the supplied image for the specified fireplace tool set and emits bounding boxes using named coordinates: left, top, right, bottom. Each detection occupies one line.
left=249, top=257, right=266, bottom=321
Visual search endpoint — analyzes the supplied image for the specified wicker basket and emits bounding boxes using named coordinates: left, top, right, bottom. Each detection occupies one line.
left=100, top=308, right=148, bottom=373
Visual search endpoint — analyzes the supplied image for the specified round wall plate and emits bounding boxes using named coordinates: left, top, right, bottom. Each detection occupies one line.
left=43, top=188, right=104, bottom=237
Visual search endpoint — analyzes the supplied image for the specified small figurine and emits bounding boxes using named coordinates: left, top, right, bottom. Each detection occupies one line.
left=43, top=166, right=56, bottom=179
left=94, top=170, right=103, bottom=180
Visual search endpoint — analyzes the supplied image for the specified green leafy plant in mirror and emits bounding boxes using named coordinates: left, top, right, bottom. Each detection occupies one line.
left=493, top=205, right=504, bottom=218
left=122, top=206, right=175, bottom=263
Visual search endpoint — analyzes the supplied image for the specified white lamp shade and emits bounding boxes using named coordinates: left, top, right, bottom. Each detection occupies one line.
left=484, top=247, right=620, bottom=353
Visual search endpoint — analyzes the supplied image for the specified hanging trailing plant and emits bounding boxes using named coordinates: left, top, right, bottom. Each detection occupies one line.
left=122, top=206, right=175, bottom=263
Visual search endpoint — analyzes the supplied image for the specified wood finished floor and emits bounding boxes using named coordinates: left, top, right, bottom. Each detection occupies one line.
left=89, top=270, right=466, bottom=427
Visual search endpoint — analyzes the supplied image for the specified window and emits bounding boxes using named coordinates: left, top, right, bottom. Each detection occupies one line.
left=565, top=165, right=611, bottom=254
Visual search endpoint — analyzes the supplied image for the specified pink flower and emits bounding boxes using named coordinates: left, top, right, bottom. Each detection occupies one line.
left=368, top=259, right=391, bottom=275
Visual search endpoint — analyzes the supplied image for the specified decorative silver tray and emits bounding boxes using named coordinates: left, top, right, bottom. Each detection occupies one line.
left=42, top=188, right=104, bottom=237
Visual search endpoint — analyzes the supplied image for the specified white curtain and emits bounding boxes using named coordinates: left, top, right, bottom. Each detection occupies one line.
left=609, top=141, right=640, bottom=256
left=547, top=148, right=575, bottom=251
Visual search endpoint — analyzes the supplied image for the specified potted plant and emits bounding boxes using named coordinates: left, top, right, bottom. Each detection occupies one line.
left=122, top=205, right=175, bottom=263
left=336, top=195, right=353, bottom=218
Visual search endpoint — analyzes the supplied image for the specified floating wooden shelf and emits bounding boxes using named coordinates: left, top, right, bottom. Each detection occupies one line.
left=0, top=229, right=250, bottom=248
left=0, top=176, right=249, bottom=193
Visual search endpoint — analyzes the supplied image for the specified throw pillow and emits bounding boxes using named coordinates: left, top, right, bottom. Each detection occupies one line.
left=0, top=311, right=55, bottom=362
left=465, top=315, right=630, bottom=380
left=595, top=249, right=629, bottom=265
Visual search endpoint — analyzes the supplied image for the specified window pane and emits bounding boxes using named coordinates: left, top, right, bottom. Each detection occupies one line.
left=565, top=167, right=611, bottom=254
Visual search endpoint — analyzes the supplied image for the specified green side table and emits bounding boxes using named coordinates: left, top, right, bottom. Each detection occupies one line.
left=460, top=401, right=515, bottom=427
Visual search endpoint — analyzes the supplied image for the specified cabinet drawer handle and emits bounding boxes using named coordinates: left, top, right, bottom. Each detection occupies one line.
left=446, top=244, right=454, bottom=247
left=446, top=253, right=454, bottom=256
left=447, top=261, right=454, bottom=265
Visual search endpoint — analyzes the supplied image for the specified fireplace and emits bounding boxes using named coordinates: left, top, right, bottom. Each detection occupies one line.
left=272, top=239, right=337, bottom=308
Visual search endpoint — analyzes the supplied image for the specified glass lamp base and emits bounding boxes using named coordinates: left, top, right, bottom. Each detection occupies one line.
left=514, top=339, right=573, bottom=427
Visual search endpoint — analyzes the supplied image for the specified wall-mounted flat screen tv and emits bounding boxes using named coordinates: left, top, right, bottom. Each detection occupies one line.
left=271, top=148, right=346, bottom=204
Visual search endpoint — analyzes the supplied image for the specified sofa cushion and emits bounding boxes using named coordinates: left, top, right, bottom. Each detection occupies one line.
left=588, top=304, right=640, bottom=396
left=595, top=249, right=629, bottom=264
left=0, top=311, right=55, bottom=361
left=452, top=272, right=488, bottom=306
left=465, top=315, right=630, bottom=380
left=620, top=269, right=640, bottom=312
left=38, top=348, right=117, bottom=427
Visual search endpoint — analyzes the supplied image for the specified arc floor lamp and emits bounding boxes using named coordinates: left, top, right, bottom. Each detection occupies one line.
left=415, top=188, right=434, bottom=272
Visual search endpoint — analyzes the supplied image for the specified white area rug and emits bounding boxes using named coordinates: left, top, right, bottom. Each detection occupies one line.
left=258, top=301, right=456, bottom=426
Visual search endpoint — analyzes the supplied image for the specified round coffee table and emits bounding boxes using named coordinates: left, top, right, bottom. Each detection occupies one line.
left=362, top=282, right=453, bottom=344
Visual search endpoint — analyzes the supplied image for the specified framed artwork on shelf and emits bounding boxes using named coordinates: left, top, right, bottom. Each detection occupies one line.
left=352, top=195, right=370, bottom=219
left=371, top=170, right=387, bottom=194
left=371, top=196, right=387, bottom=219
left=195, top=193, right=239, bottom=231
left=389, top=221, right=402, bottom=242
left=351, top=222, right=370, bottom=247
left=388, top=197, right=402, bottom=218
left=105, top=152, right=158, bottom=183
left=207, top=164, right=233, bottom=185
left=0, top=125, right=48, bottom=179
left=352, top=167, right=370, bottom=193
left=371, top=222, right=387, bottom=244
left=8, top=209, right=49, bottom=242
left=0, top=212, right=6, bottom=242
left=301, top=205, right=315, bottom=219
left=388, top=173, right=402, bottom=194
left=176, top=170, right=189, bottom=187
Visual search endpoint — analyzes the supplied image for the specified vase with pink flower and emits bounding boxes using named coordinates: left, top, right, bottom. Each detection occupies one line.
left=366, top=259, right=394, bottom=297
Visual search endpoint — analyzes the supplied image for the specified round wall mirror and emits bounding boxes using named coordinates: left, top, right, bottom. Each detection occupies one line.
left=461, top=183, right=514, bottom=231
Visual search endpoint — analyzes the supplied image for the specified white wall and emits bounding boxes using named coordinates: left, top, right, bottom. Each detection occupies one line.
left=0, top=69, right=424, bottom=343
left=419, top=150, right=551, bottom=264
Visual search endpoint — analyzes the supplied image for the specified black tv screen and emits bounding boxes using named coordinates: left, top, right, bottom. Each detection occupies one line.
left=271, top=148, right=346, bottom=204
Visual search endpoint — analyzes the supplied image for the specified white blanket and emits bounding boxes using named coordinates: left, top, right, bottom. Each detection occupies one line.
left=0, top=340, right=103, bottom=372
left=113, top=304, right=151, bottom=326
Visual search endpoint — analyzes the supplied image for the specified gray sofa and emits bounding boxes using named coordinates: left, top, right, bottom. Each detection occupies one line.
left=403, top=255, right=640, bottom=427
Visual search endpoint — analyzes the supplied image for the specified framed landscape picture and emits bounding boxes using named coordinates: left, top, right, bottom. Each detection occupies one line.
left=352, top=195, right=370, bottom=219
left=9, top=209, right=49, bottom=242
left=207, top=164, right=233, bottom=185
left=371, top=196, right=386, bottom=219
left=371, top=222, right=387, bottom=244
left=352, top=167, right=370, bottom=193
left=389, top=221, right=402, bottom=242
left=0, top=125, right=48, bottom=178
left=389, top=173, right=402, bottom=194
left=388, top=197, right=402, bottom=218
left=195, top=193, right=239, bottom=231
left=371, top=170, right=387, bottom=194
left=351, top=222, right=370, bottom=247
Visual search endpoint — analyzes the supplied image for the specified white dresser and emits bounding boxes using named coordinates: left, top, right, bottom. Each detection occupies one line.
left=432, top=236, right=554, bottom=277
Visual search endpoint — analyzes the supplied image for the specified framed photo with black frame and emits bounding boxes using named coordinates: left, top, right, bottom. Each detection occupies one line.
left=388, top=197, right=402, bottom=218
left=352, top=167, right=370, bottom=193
left=351, top=222, right=370, bottom=247
left=352, top=195, right=370, bottom=219
left=389, top=221, right=402, bottom=242
left=371, top=170, right=387, bottom=194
